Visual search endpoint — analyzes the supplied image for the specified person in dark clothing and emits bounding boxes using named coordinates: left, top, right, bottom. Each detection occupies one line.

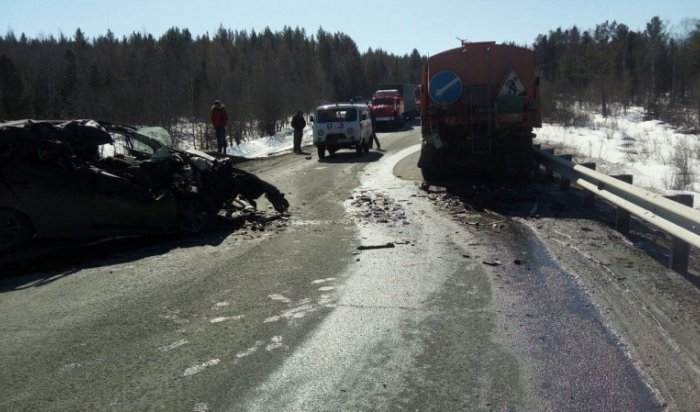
left=369, top=107, right=381, bottom=150
left=291, top=110, right=307, bottom=154
left=211, top=100, right=229, bottom=154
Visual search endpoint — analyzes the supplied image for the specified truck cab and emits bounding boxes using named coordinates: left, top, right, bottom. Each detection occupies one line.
left=312, top=103, right=372, bottom=159
left=369, top=90, right=405, bottom=129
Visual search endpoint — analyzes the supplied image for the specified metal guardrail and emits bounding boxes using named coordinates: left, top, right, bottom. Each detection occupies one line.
left=533, top=148, right=700, bottom=273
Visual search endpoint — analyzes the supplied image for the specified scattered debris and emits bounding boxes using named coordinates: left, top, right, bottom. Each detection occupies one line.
left=482, top=260, right=502, bottom=267
left=347, top=190, right=409, bottom=225
left=357, top=242, right=396, bottom=250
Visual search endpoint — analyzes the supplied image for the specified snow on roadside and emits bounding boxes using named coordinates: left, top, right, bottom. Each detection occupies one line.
left=534, top=108, right=700, bottom=208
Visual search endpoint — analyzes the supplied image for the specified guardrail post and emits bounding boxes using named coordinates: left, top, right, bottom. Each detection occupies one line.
left=581, top=162, right=596, bottom=208
left=558, top=154, right=573, bottom=191
left=665, top=194, right=694, bottom=274
left=612, top=174, right=633, bottom=234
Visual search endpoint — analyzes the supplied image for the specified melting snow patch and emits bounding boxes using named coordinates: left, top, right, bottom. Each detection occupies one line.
left=282, top=304, right=313, bottom=320
left=59, top=363, right=81, bottom=372
left=266, top=336, right=287, bottom=352
left=264, top=315, right=281, bottom=323
left=236, top=341, right=265, bottom=358
left=183, top=359, right=220, bottom=377
left=268, top=294, right=292, bottom=304
left=311, top=277, right=336, bottom=284
left=214, top=301, right=230, bottom=307
left=318, top=286, right=335, bottom=292
left=210, top=315, right=244, bottom=323
left=159, top=339, right=188, bottom=352
left=318, top=294, right=335, bottom=307
left=193, top=403, right=209, bottom=412
left=160, top=309, right=189, bottom=324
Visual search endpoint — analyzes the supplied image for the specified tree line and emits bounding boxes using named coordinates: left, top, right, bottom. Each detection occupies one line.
left=0, top=17, right=698, bottom=149
left=0, top=26, right=423, bottom=148
left=534, top=16, right=700, bottom=127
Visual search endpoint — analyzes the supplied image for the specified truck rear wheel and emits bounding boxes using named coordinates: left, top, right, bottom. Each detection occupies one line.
left=418, top=143, right=448, bottom=181
left=317, top=145, right=326, bottom=159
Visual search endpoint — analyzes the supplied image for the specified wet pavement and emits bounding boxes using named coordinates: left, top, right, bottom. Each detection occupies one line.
left=235, top=144, right=662, bottom=411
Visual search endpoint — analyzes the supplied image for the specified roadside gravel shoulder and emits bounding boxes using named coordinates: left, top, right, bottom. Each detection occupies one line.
left=521, top=214, right=700, bottom=411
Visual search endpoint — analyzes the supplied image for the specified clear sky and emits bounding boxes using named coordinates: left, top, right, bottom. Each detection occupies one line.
left=1, top=0, right=698, bottom=56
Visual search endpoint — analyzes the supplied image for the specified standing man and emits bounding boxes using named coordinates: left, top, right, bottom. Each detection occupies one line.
left=211, top=100, right=229, bottom=154
left=369, top=107, right=381, bottom=151
left=291, top=110, right=306, bottom=154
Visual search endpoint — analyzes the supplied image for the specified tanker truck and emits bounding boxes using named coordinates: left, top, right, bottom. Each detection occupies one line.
left=417, top=41, right=541, bottom=181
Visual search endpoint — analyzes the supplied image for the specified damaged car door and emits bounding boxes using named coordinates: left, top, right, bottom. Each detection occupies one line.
left=2, top=139, right=95, bottom=236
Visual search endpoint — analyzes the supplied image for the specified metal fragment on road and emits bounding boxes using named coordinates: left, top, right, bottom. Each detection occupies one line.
left=357, top=242, right=396, bottom=250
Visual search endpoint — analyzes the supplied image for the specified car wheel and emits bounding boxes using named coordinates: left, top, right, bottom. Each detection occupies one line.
left=355, top=144, right=363, bottom=156
left=0, top=208, right=34, bottom=252
left=317, top=145, right=326, bottom=159
left=362, top=140, right=370, bottom=154
left=177, top=195, right=214, bottom=234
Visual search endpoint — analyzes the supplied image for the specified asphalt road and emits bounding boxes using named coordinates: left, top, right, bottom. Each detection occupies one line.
left=1, top=122, right=697, bottom=411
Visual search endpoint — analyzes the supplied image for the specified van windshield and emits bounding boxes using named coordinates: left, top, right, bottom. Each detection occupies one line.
left=371, top=98, right=394, bottom=105
left=316, top=108, right=358, bottom=123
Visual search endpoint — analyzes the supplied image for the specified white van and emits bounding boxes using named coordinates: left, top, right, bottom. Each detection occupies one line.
left=312, top=103, right=372, bottom=159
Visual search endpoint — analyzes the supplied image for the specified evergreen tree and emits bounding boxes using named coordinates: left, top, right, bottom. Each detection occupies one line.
left=0, top=54, right=34, bottom=119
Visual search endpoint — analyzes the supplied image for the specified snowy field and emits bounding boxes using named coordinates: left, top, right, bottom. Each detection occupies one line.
left=534, top=108, right=700, bottom=208
left=217, top=108, right=700, bottom=208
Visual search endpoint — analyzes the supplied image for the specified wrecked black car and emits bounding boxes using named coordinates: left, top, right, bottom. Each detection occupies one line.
left=0, top=119, right=289, bottom=252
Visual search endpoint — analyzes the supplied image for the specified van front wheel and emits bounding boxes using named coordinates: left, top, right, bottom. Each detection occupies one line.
left=317, top=145, right=326, bottom=159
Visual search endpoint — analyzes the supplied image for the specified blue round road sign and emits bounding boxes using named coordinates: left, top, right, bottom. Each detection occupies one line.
left=429, top=71, right=462, bottom=105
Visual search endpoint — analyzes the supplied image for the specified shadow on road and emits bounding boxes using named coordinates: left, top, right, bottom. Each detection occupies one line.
left=0, top=213, right=276, bottom=287
left=317, top=151, right=384, bottom=164
left=376, top=118, right=420, bottom=133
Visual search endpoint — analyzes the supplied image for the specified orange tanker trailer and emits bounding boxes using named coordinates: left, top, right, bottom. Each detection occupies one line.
left=417, top=41, right=541, bottom=180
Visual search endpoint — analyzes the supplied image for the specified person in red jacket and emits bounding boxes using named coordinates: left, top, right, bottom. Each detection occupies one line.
left=211, top=100, right=229, bottom=154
